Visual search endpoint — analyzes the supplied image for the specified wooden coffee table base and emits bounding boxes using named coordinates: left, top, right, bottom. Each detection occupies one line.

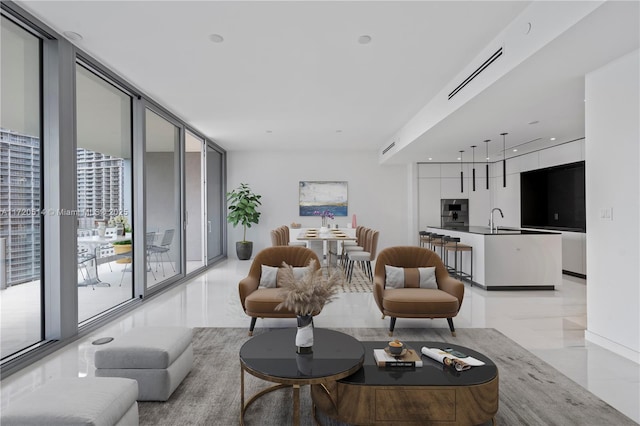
left=311, top=373, right=499, bottom=426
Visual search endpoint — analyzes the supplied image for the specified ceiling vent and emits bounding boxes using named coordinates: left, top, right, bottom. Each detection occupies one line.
left=382, top=141, right=396, bottom=155
left=448, top=47, right=503, bottom=101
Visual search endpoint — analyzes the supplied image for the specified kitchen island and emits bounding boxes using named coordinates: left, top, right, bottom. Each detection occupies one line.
left=426, top=226, right=562, bottom=290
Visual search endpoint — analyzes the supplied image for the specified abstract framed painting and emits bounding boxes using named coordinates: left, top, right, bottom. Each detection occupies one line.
left=299, top=181, right=348, bottom=216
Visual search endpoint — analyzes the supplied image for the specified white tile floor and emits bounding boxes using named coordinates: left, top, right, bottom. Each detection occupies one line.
left=1, top=259, right=639, bottom=424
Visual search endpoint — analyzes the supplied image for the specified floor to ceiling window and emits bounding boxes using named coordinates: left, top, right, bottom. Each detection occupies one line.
left=185, top=131, right=205, bottom=274
left=0, top=16, right=43, bottom=359
left=207, top=144, right=224, bottom=263
left=145, top=108, right=182, bottom=288
left=0, top=2, right=227, bottom=377
left=76, top=64, right=134, bottom=322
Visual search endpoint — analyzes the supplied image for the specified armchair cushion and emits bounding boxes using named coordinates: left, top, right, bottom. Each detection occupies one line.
left=385, top=265, right=438, bottom=289
left=259, top=265, right=279, bottom=288
left=382, top=288, right=459, bottom=316
left=259, top=264, right=311, bottom=288
left=385, top=265, right=405, bottom=289
left=245, top=288, right=295, bottom=316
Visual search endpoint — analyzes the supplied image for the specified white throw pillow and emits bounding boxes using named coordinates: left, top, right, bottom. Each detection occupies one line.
left=418, top=267, right=438, bottom=289
left=385, top=265, right=405, bottom=289
left=259, top=265, right=278, bottom=288
left=292, top=266, right=310, bottom=281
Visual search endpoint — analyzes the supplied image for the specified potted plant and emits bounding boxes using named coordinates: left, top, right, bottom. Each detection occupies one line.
left=275, top=259, right=342, bottom=353
left=108, top=215, right=130, bottom=236
left=112, top=239, right=132, bottom=264
left=226, top=183, right=262, bottom=260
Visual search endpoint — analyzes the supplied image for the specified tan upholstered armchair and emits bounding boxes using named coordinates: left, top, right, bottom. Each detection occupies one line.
left=239, top=246, right=321, bottom=336
left=373, top=246, right=464, bottom=336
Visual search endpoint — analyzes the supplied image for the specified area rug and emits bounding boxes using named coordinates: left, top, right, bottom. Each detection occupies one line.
left=138, top=328, right=635, bottom=426
left=325, top=266, right=373, bottom=293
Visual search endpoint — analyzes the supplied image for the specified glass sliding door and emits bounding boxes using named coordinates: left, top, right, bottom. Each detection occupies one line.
left=145, top=109, right=181, bottom=287
left=0, top=16, right=43, bottom=359
left=76, top=64, right=133, bottom=322
left=207, top=144, right=224, bottom=263
left=185, top=131, right=205, bottom=274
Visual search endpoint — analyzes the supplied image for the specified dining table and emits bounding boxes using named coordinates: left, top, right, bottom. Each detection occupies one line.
left=77, top=235, right=129, bottom=287
left=296, top=228, right=356, bottom=269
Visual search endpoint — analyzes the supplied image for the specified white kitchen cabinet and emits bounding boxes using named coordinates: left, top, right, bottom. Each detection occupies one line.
left=561, top=231, right=586, bottom=275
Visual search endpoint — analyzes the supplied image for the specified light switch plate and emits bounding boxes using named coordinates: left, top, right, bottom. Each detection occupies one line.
left=599, top=207, right=613, bottom=220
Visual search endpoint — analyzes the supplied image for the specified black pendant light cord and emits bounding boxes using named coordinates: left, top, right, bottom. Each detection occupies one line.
left=471, top=145, right=477, bottom=192
left=484, top=140, right=490, bottom=189
left=459, top=150, right=464, bottom=193
left=501, top=133, right=508, bottom=187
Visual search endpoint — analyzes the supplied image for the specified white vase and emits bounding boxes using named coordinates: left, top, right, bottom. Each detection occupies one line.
left=296, top=314, right=314, bottom=354
left=319, top=226, right=329, bottom=233
left=97, top=223, right=106, bottom=237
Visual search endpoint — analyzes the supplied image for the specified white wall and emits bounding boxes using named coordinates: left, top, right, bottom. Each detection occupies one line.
left=226, top=150, right=409, bottom=258
left=585, top=49, right=639, bottom=362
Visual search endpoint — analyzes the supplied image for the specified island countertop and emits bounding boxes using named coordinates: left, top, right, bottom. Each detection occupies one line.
left=427, top=225, right=561, bottom=236
left=425, top=226, right=562, bottom=290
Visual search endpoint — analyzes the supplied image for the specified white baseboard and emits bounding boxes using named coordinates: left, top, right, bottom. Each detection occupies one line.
left=585, top=330, right=640, bottom=364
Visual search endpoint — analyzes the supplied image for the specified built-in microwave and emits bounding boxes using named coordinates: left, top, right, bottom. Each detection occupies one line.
left=440, top=199, right=469, bottom=228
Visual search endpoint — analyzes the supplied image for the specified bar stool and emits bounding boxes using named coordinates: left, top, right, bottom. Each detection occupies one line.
left=444, top=238, right=473, bottom=285
left=442, top=236, right=460, bottom=275
left=429, top=234, right=447, bottom=260
left=419, top=231, right=431, bottom=247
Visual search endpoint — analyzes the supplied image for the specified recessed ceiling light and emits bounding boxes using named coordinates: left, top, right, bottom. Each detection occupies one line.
left=265, top=130, right=272, bottom=133
left=550, top=137, right=556, bottom=141
left=209, top=34, right=224, bottom=43
left=457, top=157, right=461, bottom=161
left=358, top=35, right=372, bottom=44
left=528, top=120, right=539, bottom=125
left=486, top=157, right=490, bottom=160
left=513, top=149, right=518, bottom=152
left=63, top=31, right=83, bottom=41
left=428, top=157, right=433, bottom=161
left=335, top=130, right=342, bottom=133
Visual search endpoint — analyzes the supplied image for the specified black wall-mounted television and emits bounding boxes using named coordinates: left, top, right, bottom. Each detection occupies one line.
left=520, top=161, right=586, bottom=232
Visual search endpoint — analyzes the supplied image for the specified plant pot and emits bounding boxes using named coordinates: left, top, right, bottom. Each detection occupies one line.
left=113, top=244, right=132, bottom=264
left=236, top=241, right=253, bottom=260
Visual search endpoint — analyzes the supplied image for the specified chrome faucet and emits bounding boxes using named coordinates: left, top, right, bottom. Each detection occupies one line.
left=489, top=208, right=504, bottom=233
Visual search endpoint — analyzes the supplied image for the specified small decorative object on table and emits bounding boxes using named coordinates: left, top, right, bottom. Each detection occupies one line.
left=275, top=259, right=343, bottom=353
left=96, top=221, right=106, bottom=237
left=108, top=215, right=130, bottom=236
left=388, top=339, right=405, bottom=355
left=421, top=347, right=486, bottom=372
left=314, top=210, right=335, bottom=233
left=374, top=345, right=423, bottom=367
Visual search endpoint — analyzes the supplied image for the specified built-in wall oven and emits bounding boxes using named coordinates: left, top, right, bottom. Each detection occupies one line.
left=441, top=199, right=469, bottom=228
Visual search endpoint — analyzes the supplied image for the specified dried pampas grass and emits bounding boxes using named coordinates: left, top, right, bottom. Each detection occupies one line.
left=275, top=259, right=343, bottom=315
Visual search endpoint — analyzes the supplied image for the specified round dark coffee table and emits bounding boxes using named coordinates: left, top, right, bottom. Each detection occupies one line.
left=311, top=341, right=499, bottom=425
left=239, top=328, right=365, bottom=425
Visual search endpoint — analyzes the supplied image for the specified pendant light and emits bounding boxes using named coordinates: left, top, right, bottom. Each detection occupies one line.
left=484, top=140, right=491, bottom=189
left=471, top=145, right=477, bottom=191
left=459, top=150, right=464, bottom=193
left=500, top=133, right=508, bottom=187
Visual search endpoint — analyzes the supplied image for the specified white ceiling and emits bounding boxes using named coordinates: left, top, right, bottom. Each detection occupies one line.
left=15, top=1, right=640, bottom=163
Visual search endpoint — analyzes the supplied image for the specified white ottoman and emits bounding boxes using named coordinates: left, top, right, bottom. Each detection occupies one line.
left=1, top=377, right=138, bottom=426
left=95, top=326, right=193, bottom=401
